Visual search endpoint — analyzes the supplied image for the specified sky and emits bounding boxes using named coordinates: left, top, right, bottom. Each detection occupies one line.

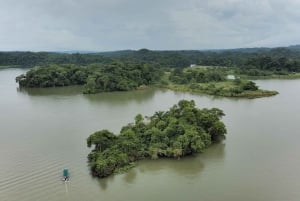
left=1, top=0, right=300, bottom=51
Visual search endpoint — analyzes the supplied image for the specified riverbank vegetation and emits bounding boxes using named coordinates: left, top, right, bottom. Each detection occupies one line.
left=86, top=100, right=226, bottom=178
left=163, top=67, right=278, bottom=98
left=16, top=64, right=278, bottom=98
left=13, top=45, right=300, bottom=97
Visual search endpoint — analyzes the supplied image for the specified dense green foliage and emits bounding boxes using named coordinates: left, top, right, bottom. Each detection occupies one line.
left=3, top=46, right=300, bottom=73
left=13, top=46, right=292, bottom=97
left=164, top=67, right=277, bottom=98
left=169, top=67, right=226, bottom=84
left=16, top=63, right=277, bottom=97
left=16, top=64, right=88, bottom=87
left=0, top=52, right=111, bottom=67
left=87, top=100, right=226, bottom=178
left=16, top=62, right=162, bottom=93
left=83, top=62, right=161, bottom=93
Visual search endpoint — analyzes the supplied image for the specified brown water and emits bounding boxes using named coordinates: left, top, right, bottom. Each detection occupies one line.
left=1, top=68, right=300, bottom=201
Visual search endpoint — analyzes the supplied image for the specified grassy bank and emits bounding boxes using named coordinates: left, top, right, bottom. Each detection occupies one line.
left=162, top=80, right=278, bottom=98
left=238, top=73, right=300, bottom=80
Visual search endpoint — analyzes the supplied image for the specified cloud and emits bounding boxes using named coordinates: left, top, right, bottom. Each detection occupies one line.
left=0, top=0, right=300, bottom=51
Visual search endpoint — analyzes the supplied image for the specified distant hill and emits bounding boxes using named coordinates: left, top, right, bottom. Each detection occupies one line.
left=207, top=45, right=300, bottom=53
left=53, top=45, right=300, bottom=55
left=1, top=45, right=300, bottom=69
left=287, top=45, right=300, bottom=51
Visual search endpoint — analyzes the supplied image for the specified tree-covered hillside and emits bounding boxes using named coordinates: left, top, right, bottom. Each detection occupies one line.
left=2, top=45, right=300, bottom=73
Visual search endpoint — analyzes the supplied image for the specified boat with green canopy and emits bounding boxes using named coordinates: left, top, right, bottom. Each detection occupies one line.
left=62, top=168, right=69, bottom=181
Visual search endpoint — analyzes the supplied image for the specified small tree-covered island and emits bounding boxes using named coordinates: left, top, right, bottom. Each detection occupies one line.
left=86, top=100, right=226, bottom=178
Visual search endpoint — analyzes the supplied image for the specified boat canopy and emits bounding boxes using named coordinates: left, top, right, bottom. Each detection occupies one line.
left=63, top=169, right=69, bottom=177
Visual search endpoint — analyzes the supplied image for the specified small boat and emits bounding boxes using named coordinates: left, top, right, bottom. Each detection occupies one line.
left=62, top=168, right=69, bottom=181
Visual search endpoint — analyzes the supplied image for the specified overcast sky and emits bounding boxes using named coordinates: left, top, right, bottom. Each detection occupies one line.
left=1, top=0, right=300, bottom=51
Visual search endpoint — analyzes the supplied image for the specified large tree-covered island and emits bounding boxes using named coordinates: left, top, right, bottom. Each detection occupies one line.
left=15, top=63, right=278, bottom=98
left=15, top=62, right=163, bottom=93
left=86, top=100, right=226, bottom=178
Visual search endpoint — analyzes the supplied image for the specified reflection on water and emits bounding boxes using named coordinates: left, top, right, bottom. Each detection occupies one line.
left=137, top=156, right=204, bottom=176
left=83, top=88, right=156, bottom=105
left=17, top=86, right=83, bottom=96
left=18, top=85, right=156, bottom=106
left=97, top=174, right=116, bottom=191
left=123, top=168, right=137, bottom=184
left=97, top=142, right=225, bottom=190
left=138, top=143, right=225, bottom=177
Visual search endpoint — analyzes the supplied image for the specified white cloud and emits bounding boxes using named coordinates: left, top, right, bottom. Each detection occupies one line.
left=0, top=0, right=300, bottom=51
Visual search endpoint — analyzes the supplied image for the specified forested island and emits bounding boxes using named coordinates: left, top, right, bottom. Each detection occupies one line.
left=86, top=100, right=226, bottom=178
left=9, top=45, right=300, bottom=97
left=163, top=67, right=278, bottom=98
left=16, top=63, right=162, bottom=94
left=15, top=63, right=278, bottom=98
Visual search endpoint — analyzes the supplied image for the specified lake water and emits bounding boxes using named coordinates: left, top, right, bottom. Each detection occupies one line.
left=1, top=68, right=300, bottom=201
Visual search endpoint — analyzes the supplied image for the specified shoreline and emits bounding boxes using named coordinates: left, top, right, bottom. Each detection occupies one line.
left=162, top=84, right=278, bottom=99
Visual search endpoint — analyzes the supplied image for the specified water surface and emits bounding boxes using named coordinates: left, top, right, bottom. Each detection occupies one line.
left=0, top=69, right=300, bottom=201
